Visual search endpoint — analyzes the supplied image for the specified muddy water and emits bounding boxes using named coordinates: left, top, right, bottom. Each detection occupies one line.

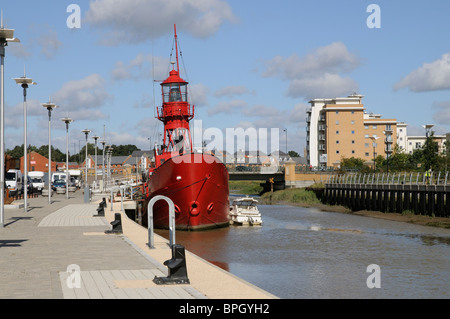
left=155, top=197, right=450, bottom=299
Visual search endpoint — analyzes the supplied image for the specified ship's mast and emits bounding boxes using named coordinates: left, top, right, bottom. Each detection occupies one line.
left=155, top=24, right=194, bottom=165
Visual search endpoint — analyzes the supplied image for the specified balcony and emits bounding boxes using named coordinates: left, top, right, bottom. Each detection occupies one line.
left=318, top=125, right=326, bottom=131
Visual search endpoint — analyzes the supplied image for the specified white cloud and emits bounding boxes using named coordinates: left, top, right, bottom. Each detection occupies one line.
left=208, top=99, right=247, bottom=116
left=189, top=83, right=210, bottom=107
left=52, top=74, right=110, bottom=120
left=85, top=0, right=237, bottom=45
left=287, top=73, right=359, bottom=99
left=262, top=42, right=360, bottom=99
left=394, top=53, right=450, bottom=92
left=111, top=53, right=169, bottom=82
left=432, top=101, right=450, bottom=125
left=214, top=85, right=254, bottom=98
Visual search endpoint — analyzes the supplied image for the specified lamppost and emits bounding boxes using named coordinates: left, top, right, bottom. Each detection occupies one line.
left=422, top=124, right=435, bottom=139
left=383, top=130, right=392, bottom=173
left=283, top=128, right=288, bottom=156
left=92, top=135, right=99, bottom=187
left=101, top=139, right=106, bottom=192
left=82, top=129, right=91, bottom=203
left=0, top=17, right=20, bottom=227
left=13, top=69, right=36, bottom=212
left=61, top=117, right=73, bottom=200
left=369, top=136, right=380, bottom=173
left=42, top=101, right=58, bottom=204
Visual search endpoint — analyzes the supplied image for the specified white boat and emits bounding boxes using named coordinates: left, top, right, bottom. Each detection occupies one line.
left=229, top=196, right=262, bottom=226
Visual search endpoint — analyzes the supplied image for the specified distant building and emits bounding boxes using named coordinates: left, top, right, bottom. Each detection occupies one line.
left=306, top=94, right=398, bottom=168
left=405, top=135, right=447, bottom=154
left=20, top=151, right=57, bottom=173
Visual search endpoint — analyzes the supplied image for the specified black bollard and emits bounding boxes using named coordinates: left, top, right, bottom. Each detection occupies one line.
left=105, top=213, right=123, bottom=234
left=95, top=204, right=105, bottom=217
left=153, top=244, right=190, bottom=285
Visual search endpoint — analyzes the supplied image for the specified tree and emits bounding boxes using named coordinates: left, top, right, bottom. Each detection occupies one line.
left=288, top=150, right=300, bottom=158
left=422, top=133, right=439, bottom=171
left=110, top=144, right=140, bottom=156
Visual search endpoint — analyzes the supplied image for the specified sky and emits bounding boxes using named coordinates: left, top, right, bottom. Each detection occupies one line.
left=1, top=0, right=450, bottom=157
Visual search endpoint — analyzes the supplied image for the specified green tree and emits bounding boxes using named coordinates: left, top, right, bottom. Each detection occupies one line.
left=110, top=144, right=140, bottom=156
left=288, top=150, right=300, bottom=158
left=422, top=132, right=439, bottom=171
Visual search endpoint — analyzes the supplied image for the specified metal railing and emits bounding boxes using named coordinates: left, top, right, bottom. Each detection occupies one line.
left=326, top=171, right=449, bottom=186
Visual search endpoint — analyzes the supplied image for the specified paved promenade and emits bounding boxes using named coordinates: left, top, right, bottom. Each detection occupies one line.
left=0, top=190, right=277, bottom=299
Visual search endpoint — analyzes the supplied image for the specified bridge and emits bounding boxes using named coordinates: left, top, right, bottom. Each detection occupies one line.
left=321, top=172, right=450, bottom=217
left=227, top=165, right=285, bottom=191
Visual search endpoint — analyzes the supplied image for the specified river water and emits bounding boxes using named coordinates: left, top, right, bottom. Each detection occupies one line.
left=155, top=195, right=450, bottom=299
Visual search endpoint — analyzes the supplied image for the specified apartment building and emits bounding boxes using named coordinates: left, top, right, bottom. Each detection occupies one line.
left=306, top=94, right=398, bottom=168
left=405, top=135, right=447, bottom=154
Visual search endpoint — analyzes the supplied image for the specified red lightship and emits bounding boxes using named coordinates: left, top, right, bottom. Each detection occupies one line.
left=141, top=25, right=230, bottom=230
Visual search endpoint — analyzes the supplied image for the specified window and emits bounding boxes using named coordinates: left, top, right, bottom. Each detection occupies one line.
left=373, top=125, right=377, bottom=129
left=352, top=150, right=355, bottom=154
left=351, top=130, right=355, bottom=134
left=351, top=140, right=355, bottom=144
left=351, top=120, right=355, bottom=124
left=365, top=125, right=369, bottom=129
left=336, top=150, right=340, bottom=154
left=336, top=140, right=339, bottom=144
left=365, top=152, right=370, bottom=157
left=336, top=130, right=339, bottom=134
left=336, top=121, right=339, bottom=125
left=365, top=134, right=369, bottom=138
left=336, top=111, right=339, bottom=114
left=365, top=143, right=369, bottom=148
left=351, top=111, right=355, bottom=114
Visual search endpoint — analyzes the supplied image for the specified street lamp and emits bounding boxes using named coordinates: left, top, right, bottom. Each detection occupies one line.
left=42, top=101, right=58, bottom=204
left=369, top=136, right=380, bottom=173
left=0, top=16, right=20, bottom=227
left=100, top=139, right=106, bottom=192
left=61, top=117, right=73, bottom=200
left=81, top=129, right=91, bottom=184
left=13, top=69, right=36, bottom=212
left=82, top=129, right=91, bottom=203
left=283, top=128, right=288, bottom=156
left=92, top=135, right=100, bottom=186
left=422, top=124, right=435, bottom=139
left=383, top=130, right=392, bottom=173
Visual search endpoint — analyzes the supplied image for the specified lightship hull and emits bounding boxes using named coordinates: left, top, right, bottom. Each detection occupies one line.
left=142, top=153, right=229, bottom=231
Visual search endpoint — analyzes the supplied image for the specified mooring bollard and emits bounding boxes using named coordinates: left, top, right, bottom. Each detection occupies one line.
left=153, top=244, right=190, bottom=285
left=105, top=213, right=122, bottom=234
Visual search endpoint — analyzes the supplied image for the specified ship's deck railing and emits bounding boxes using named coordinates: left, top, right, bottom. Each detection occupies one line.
left=326, top=171, right=449, bottom=186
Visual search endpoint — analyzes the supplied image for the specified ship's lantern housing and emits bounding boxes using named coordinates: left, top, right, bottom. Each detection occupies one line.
left=162, top=70, right=188, bottom=103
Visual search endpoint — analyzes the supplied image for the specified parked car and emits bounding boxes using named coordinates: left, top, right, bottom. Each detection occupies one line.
left=52, top=179, right=66, bottom=191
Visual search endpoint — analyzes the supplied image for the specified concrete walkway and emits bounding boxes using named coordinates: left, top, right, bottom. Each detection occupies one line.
left=0, top=190, right=277, bottom=299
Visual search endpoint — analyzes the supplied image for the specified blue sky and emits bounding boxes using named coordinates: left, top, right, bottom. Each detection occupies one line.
left=1, top=0, right=450, bottom=156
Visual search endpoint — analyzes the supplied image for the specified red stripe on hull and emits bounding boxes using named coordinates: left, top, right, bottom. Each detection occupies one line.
left=142, top=153, right=229, bottom=231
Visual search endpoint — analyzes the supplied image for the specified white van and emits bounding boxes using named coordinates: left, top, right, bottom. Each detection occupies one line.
left=6, top=169, right=23, bottom=197
left=52, top=172, right=68, bottom=184
left=28, top=171, right=45, bottom=193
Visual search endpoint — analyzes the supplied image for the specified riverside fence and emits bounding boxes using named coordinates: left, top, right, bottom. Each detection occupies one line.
left=322, top=171, right=450, bottom=217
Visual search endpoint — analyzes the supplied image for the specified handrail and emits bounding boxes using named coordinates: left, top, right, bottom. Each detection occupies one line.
left=325, top=171, right=450, bottom=186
